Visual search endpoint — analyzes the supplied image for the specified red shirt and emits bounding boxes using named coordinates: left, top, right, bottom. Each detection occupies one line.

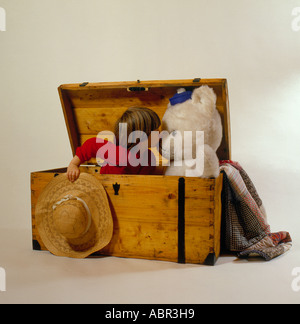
left=76, top=138, right=157, bottom=175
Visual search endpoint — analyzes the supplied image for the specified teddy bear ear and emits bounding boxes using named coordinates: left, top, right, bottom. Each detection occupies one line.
left=191, top=87, right=202, bottom=104
left=192, top=85, right=217, bottom=105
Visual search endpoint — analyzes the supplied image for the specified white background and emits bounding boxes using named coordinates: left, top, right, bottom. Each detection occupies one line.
left=0, top=0, right=300, bottom=304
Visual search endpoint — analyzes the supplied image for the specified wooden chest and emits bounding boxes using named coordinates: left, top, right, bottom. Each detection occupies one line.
left=31, top=79, right=231, bottom=265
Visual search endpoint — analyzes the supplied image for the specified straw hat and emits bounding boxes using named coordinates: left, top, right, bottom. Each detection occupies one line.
left=35, top=173, right=113, bottom=258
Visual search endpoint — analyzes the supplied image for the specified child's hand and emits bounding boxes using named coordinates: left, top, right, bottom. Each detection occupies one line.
left=67, top=162, right=80, bottom=182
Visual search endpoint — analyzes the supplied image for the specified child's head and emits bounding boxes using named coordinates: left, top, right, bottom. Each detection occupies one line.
left=115, top=107, right=161, bottom=149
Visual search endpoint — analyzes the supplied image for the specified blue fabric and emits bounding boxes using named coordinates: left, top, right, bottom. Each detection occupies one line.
left=169, top=91, right=192, bottom=106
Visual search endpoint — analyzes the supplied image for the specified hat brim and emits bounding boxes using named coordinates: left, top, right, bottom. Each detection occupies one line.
left=35, top=173, right=113, bottom=259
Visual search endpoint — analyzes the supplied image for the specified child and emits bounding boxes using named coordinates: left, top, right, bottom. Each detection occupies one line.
left=67, top=107, right=161, bottom=182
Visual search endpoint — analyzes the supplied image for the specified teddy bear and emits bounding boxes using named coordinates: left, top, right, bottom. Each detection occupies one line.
left=160, top=85, right=223, bottom=178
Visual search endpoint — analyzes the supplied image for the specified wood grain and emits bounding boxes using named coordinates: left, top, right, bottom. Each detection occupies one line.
left=31, top=170, right=223, bottom=264
left=58, top=79, right=231, bottom=160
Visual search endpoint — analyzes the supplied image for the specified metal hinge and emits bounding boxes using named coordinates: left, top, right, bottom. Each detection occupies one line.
left=193, top=78, right=201, bottom=83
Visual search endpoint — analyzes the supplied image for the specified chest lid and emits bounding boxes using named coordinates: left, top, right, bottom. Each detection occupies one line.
left=58, top=78, right=231, bottom=161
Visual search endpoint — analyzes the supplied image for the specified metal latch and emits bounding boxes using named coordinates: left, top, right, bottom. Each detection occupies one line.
left=127, top=87, right=149, bottom=92
left=193, top=78, right=201, bottom=83
left=113, top=183, right=121, bottom=195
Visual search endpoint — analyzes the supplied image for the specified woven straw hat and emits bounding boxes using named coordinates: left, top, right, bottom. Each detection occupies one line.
left=35, top=173, right=113, bottom=258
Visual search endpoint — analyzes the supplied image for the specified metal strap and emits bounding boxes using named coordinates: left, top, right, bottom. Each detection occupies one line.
left=178, top=177, right=186, bottom=264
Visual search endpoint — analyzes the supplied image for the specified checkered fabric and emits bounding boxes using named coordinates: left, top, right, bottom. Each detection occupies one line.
left=220, top=161, right=292, bottom=261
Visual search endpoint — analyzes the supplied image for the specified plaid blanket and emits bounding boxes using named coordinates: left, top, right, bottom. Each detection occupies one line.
left=220, top=161, right=292, bottom=261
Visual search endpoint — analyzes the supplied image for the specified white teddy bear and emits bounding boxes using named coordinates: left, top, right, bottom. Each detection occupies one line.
left=161, top=85, right=223, bottom=178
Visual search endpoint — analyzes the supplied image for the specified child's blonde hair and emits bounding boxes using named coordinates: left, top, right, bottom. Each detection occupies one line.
left=114, top=107, right=161, bottom=149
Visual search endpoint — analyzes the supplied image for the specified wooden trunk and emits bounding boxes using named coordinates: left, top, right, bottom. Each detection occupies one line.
left=31, top=79, right=231, bottom=266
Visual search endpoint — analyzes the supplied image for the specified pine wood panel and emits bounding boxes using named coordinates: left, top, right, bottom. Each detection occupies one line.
left=73, top=106, right=167, bottom=134
left=73, top=105, right=225, bottom=135
left=63, top=86, right=225, bottom=109
left=96, top=174, right=179, bottom=261
left=58, top=79, right=231, bottom=160
left=184, top=176, right=221, bottom=263
left=31, top=170, right=222, bottom=264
